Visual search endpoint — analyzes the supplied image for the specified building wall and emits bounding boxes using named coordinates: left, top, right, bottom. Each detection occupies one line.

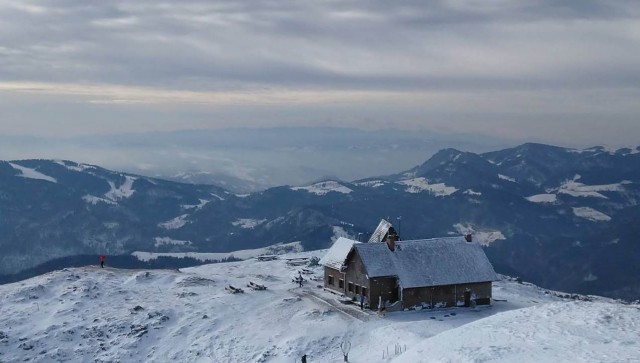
left=368, top=276, right=398, bottom=309
left=324, top=267, right=344, bottom=294
left=326, top=251, right=400, bottom=309
left=402, top=281, right=493, bottom=309
left=343, top=251, right=371, bottom=301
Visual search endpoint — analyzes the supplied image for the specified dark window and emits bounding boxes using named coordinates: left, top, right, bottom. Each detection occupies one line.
left=355, top=285, right=361, bottom=294
left=362, top=287, right=367, bottom=297
left=348, top=282, right=354, bottom=292
left=339, top=279, right=344, bottom=289
left=328, top=276, right=334, bottom=286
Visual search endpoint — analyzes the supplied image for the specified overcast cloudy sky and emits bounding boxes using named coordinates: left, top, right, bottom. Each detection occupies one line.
left=1, top=0, right=639, bottom=146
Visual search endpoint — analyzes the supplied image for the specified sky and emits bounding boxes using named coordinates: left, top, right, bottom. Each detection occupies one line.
left=0, top=0, right=639, bottom=146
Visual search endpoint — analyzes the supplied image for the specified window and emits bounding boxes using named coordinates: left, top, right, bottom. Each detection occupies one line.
left=348, top=282, right=354, bottom=293
left=339, top=279, right=344, bottom=289
left=355, top=285, right=361, bottom=294
left=328, top=276, right=334, bottom=286
left=362, top=287, right=367, bottom=297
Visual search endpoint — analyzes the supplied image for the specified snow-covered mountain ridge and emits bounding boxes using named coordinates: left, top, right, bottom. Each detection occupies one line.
left=1, top=250, right=639, bottom=363
left=2, top=142, right=640, bottom=301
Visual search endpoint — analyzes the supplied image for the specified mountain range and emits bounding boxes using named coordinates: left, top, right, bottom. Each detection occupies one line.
left=1, top=143, right=639, bottom=300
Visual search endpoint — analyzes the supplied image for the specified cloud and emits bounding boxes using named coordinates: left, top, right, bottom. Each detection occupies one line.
left=0, top=0, right=639, bottom=144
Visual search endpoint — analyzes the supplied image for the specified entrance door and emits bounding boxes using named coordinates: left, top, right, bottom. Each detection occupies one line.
left=464, top=291, right=471, bottom=307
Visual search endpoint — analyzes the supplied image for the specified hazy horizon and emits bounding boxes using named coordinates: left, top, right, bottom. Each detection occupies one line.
left=1, top=126, right=637, bottom=192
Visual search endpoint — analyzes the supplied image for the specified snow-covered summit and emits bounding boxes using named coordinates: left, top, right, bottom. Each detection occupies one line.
left=1, top=250, right=638, bottom=363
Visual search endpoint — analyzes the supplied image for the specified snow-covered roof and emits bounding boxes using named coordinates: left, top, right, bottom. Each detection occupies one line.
left=368, top=219, right=393, bottom=243
left=319, top=237, right=359, bottom=270
left=354, top=237, right=498, bottom=288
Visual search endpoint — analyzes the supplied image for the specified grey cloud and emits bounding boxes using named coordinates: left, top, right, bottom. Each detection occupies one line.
left=0, top=0, right=639, bottom=146
left=1, top=0, right=639, bottom=91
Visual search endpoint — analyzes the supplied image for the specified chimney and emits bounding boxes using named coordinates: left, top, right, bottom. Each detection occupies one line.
left=386, top=236, right=396, bottom=251
left=464, top=234, right=473, bottom=243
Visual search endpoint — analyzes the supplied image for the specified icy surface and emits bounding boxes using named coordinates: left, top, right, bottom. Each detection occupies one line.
left=397, top=177, right=458, bottom=196
left=0, top=250, right=638, bottom=363
left=526, top=194, right=558, bottom=203
left=572, top=207, right=612, bottom=222
left=291, top=181, right=353, bottom=195
left=9, top=162, right=57, bottom=183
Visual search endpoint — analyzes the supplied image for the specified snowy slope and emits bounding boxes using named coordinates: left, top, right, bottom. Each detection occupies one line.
left=394, top=301, right=640, bottom=363
left=8, top=162, right=57, bottom=183
left=1, top=250, right=639, bottom=363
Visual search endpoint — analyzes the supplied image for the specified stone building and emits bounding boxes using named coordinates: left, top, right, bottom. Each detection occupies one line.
left=320, top=227, right=497, bottom=309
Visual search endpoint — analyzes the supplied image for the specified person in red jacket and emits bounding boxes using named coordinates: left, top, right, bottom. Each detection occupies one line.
left=99, top=255, right=105, bottom=268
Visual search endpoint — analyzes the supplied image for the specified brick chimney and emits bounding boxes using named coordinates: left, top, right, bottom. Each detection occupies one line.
left=464, top=234, right=473, bottom=243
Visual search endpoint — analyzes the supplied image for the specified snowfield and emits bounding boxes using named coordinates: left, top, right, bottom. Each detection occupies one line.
left=9, top=162, right=58, bottom=183
left=453, top=224, right=506, bottom=246
left=555, top=175, right=627, bottom=199
left=355, top=180, right=387, bottom=188
left=526, top=193, right=558, bottom=203
left=159, top=214, right=190, bottom=230
left=291, top=181, right=353, bottom=196
left=1, top=249, right=639, bottom=363
left=572, top=207, right=612, bottom=222
left=231, top=218, right=268, bottom=229
left=105, top=175, right=137, bottom=201
left=397, top=178, right=458, bottom=196
left=132, top=242, right=303, bottom=263
left=498, top=174, right=516, bottom=183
